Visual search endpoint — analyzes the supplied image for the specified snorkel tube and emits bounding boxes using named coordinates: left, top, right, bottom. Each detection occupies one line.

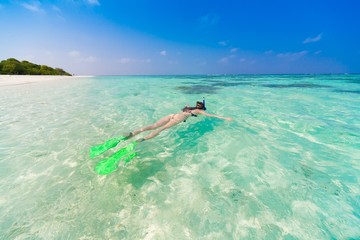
left=203, top=97, right=207, bottom=111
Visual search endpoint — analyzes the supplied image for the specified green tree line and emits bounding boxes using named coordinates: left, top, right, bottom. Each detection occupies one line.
left=0, top=58, right=72, bottom=76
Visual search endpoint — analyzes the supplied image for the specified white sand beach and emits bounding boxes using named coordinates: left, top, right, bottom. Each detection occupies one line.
left=0, top=75, right=93, bottom=87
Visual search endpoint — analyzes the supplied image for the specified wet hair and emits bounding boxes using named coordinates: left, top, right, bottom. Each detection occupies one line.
left=182, top=101, right=206, bottom=112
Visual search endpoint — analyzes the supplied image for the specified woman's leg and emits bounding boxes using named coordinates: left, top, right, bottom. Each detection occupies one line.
left=142, top=119, right=180, bottom=141
left=127, top=115, right=173, bottom=138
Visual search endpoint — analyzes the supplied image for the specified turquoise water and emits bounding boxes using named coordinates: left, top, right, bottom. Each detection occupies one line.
left=0, top=75, right=359, bottom=239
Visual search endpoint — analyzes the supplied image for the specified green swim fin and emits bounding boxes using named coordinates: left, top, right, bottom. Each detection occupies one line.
left=90, top=136, right=126, bottom=158
left=95, top=141, right=138, bottom=175
left=124, top=152, right=137, bottom=163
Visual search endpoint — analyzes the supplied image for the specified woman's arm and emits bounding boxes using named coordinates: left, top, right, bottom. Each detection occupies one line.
left=196, top=110, right=233, bottom=121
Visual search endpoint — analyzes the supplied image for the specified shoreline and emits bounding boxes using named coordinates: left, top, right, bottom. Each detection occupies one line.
left=0, top=75, right=94, bottom=87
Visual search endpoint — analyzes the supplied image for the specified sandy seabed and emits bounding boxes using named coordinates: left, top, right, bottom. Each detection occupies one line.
left=0, top=75, right=359, bottom=239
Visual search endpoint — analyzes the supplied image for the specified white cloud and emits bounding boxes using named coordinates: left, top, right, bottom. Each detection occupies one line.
left=119, top=58, right=151, bottom=64
left=314, top=50, right=322, bottom=55
left=84, top=56, right=97, bottom=63
left=277, top=51, right=308, bottom=58
left=160, top=50, right=167, bottom=56
left=119, top=58, right=132, bottom=64
left=277, top=51, right=308, bottom=60
left=69, top=51, right=81, bottom=57
left=218, top=57, right=229, bottom=63
left=230, top=48, right=238, bottom=53
left=167, top=60, right=178, bottom=65
left=303, top=33, right=323, bottom=44
left=86, top=0, right=100, bottom=6
left=69, top=51, right=96, bottom=63
left=45, top=51, right=54, bottom=57
left=218, top=40, right=229, bottom=46
left=52, top=5, right=61, bottom=12
left=218, top=55, right=236, bottom=64
left=264, top=50, right=273, bottom=55
left=21, top=1, right=45, bottom=13
left=199, top=13, right=220, bottom=28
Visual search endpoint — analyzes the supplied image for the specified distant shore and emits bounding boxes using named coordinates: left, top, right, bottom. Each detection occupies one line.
left=0, top=75, right=93, bottom=87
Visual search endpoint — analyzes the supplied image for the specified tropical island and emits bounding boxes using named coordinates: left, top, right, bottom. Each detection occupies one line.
left=0, top=58, right=71, bottom=76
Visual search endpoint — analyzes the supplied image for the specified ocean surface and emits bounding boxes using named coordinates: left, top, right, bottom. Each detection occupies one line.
left=0, top=75, right=359, bottom=239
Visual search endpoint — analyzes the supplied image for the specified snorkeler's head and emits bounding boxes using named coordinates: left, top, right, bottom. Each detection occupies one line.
left=196, top=101, right=205, bottom=110
left=182, top=99, right=207, bottom=112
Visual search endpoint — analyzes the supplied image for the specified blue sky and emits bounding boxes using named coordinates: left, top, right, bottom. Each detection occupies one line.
left=1, top=0, right=359, bottom=75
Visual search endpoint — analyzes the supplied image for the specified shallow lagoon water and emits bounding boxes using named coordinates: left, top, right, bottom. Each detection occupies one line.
left=0, top=75, right=359, bottom=239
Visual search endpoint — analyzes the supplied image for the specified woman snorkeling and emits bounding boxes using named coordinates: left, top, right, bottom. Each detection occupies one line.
left=91, top=99, right=232, bottom=175
left=125, top=99, right=233, bottom=142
